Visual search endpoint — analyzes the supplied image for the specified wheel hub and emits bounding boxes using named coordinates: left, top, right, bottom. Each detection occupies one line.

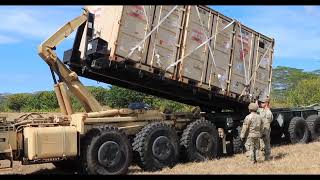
left=98, top=141, right=122, bottom=167
left=196, top=132, right=213, bottom=153
left=152, top=136, right=172, bottom=161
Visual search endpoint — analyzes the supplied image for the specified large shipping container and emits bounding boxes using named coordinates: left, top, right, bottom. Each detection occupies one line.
left=78, top=5, right=274, bottom=105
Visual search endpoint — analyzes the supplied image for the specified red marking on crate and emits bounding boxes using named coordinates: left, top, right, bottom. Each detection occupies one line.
left=128, top=6, right=145, bottom=21
left=237, top=35, right=250, bottom=45
left=91, top=7, right=102, bottom=18
left=240, top=48, right=249, bottom=60
left=134, top=5, right=144, bottom=10
left=159, top=39, right=170, bottom=46
left=91, top=7, right=102, bottom=14
left=191, top=29, right=204, bottom=44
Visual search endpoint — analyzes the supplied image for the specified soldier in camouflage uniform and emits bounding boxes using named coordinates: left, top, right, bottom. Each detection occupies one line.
left=240, top=103, right=264, bottom=164
left=258, top=97, right=273, bottom=161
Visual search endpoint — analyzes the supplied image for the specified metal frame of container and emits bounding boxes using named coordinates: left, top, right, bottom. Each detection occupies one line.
left=79, top=5, right=274, bottom=104
left=176, top=6, right=274, bottom=102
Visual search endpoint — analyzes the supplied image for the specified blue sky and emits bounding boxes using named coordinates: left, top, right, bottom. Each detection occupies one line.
left=0, top=6, right=320, bottom=93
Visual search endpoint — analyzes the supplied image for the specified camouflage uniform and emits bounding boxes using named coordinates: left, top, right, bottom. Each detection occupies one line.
left=240, top=103, right=264, bottom=163
left=258, top=107, right=273, bottom=160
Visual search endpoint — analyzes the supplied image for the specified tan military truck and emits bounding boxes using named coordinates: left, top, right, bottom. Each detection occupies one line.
left=2, top=6, right=315, bottom=175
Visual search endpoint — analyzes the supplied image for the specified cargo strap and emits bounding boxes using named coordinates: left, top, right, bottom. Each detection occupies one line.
left=125, top=6, right=178, bottom=60
left=250, top=35, right=261, bottom=97
left=151, top=6, right=165, bottom=69
left=155, top=53, right=162, bottom=67
left=194, top=6, right=225, bottom=91
left=142, top=6, right=150, bottom=28
left=238, top=22, right=249, bottom=86
left=165, top=19, right=236, bottom=75
left=239, top=42, right=273, bottom=99
left=134, top=6, right=152, bottom=66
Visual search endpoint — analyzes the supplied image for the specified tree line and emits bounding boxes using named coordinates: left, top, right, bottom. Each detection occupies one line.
left=1, top=66, right=320, bottom=112
left=0, top=86, right=193, bottom=113
left=271, top=66, right=320, bottom=108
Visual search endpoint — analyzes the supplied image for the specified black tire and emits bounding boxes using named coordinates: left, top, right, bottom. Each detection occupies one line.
left=81, top=126, right=132, bottom=175
left=180, top=119, right=218, bottom=162
left=306, top=115, right=320, bottom=141
left=288, top=117, right=310, bottom=144
left=132, top=122, right=179, bottom=171
left=232, top=126, right=243, bottom=154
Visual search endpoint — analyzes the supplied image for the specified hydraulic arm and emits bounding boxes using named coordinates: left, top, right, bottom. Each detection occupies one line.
left=38, top=9, right=103, bottom=114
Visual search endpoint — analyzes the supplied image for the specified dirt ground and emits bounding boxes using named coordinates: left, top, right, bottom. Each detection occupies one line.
left=0, top=141, right=319, bottom=174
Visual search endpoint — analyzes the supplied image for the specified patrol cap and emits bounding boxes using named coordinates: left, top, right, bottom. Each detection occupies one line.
left=248, top=103, right=259, bottom=111
left=259, top=96, right=270, bottom=103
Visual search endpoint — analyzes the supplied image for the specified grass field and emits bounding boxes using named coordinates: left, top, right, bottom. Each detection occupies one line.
left=0, top=139, right=319, bottom=174
left=138, top=141, right=320, bottom=175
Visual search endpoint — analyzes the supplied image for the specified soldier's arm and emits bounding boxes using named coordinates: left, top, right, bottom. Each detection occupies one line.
left=240, top=116, right=250, bottom=139
left=262, top=117, right=269, bottom=128
left=266, top=110, right=273, bottom=123
left=260, top=117, right=265, bottom=137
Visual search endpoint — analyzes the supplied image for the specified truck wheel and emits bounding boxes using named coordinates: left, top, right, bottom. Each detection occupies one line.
left=82, top=126, right=132, bottom=175
left=288, top=117, right=310, bottom=144
left=180, top=119, right=218, bottom=162
left=132, top=122, right=179, bottom=171
left=232, top=126, right=243, bottom=154
left=306, top=115, right=320, bottom=141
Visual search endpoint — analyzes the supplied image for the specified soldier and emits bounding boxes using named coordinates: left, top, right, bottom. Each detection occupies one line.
left=240, top=103, right=264, bottom=164
left=258, top=96, right=273, bottom=161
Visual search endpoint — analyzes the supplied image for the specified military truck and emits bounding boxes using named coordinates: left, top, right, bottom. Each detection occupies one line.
left=0, top=6, right=319, bottom=175
left=270, top=106, right=320, bottom=145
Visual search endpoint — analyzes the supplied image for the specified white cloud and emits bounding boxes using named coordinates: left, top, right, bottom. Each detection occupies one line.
left=303, top=6, right=320, bottom=17
left=215, top=6, right=320, bottom=60
left=0, top=34, right=19, bottom=44
left=0, top=6, right=81, bottom=41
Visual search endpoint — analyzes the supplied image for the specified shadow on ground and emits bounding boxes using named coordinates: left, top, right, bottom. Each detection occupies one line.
left=29, top=166, right=145, bottom=175
left=29, top=168, right=77, bottom=175
left=272, top=152, right=287, bottom=161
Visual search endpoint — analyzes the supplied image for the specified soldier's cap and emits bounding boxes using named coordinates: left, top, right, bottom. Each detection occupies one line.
left=259, top=97, right=270, bottom=103
left=248, top=103, right=259, bottom=111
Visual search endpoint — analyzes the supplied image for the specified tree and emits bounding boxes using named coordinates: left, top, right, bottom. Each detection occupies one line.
left=106, top=86, right=146, bottom=108
left=63, top=86, right=110, bottom=112
left=288, top=78, right=320, bottom=107
left=272, top=66, right=318, bottom=92
left=7, top=94, right=32, bottom=112
left=271, top=66, right=319, bottom=107
left=26, top=91, right=59, bottom=111
left=87, top=86, right=109, bottom=106
left=0, top=98, right=6, bottom=112
left=103, top=86, right=193, bottom=111
left=143, top=96, right=193, bottom=112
